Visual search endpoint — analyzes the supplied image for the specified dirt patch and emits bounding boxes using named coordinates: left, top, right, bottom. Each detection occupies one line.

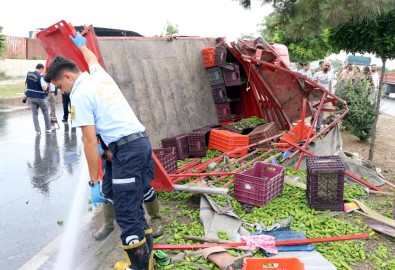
left=341, top=113, right=395, bottom=270
left=341, top=113, right=395, bottom=186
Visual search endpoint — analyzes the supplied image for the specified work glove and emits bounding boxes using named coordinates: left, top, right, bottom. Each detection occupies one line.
left=90, top=181, right=108, bottom=208
left=98, top=143, right=103, bottom=156
left=69, top=31, right=86, bottom=47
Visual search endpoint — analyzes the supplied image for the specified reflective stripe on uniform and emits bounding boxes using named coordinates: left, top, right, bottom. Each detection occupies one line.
left=113, top=177, right=136, bottom=185
left=144, top=187, right=155, bottom=201
left=27, top=89, right=46, bottom=93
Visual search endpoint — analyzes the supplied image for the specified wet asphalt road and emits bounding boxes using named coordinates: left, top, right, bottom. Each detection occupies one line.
left=0, top=104, right=104, bottom=269
left=380, top=94, right=395, bottom=117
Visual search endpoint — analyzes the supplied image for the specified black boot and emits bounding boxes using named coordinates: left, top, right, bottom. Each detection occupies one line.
left=123, top=238, right=150, bottom=270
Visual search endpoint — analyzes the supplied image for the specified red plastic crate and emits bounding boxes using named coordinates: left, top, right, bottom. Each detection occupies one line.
left=211, top=84, right=228, bottom=103
left=248, top=122, right=279, bottom=144
left=208, top=129, right=249, bottom=157
left=234, top=162, right=285, bottom=206
left=36, top=20, right=105, bottom=73
left=222, top=65, right=241, bottom=86
left=279, top=121, right=314, bottom=148
left=242, top=258, right=304, bottom=270
left=202, top=47, right=216, bottom=68
left=215, top=103, right=232, bottom=121
left=152, top=147, right=177, bottom=173
left=306, top=156, right=346, bottom=211
left=161, top=134, right=189, bottom=160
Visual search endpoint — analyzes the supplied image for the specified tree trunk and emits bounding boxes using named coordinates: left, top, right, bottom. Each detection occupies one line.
left=368, top=57, right=386, bottom=161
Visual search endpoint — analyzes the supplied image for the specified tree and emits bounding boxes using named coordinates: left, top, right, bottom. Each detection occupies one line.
left=161, top=21, right=179, bottom=36
left=258, top=13, right=333, bottom=62
left=329, top=9, right=395, bottom=161
left=0, top=26, right=6, bottom=59
left=335, top=80, right=376, bottom=141
left=235, top=0, right=395, bottom=38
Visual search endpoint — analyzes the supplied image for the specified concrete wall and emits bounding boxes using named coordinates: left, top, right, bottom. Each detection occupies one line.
left=0, top=59, right=46, bottom=78
left=98, top=37, right=219, bottom=148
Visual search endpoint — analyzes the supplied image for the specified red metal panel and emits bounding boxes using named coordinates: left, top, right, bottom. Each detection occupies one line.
left=241, top=84, right=262, bottom=118
left=268, top=42, right=290, bottom=67
left=36, top=21, right=89, bottom=72
left=37, top=21, right=105, bottom=72
left=5, top=36, right=26, bottom=59
left=26, top=38, right=47, bottom=60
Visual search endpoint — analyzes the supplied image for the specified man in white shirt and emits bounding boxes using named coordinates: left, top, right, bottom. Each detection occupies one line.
left=311, top=61, right=335, bottom=132
left=371, top=64, right=380, bottom=92
left=298, top=63, right=313, bottom=79
left=45, top=32, right=153, bottom=269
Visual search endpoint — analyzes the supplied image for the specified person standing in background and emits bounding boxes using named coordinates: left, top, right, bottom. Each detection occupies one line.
left=371, top=64, right=380, bottom=92
left=62, top=92, right=71, bottom=124
left=25, top=64, right=55, bottom=135
left=312, top=61, right=335, bottom=132
left=48, top=82, right=58, bottom=124
left=299, top=63, right=313, bottom=79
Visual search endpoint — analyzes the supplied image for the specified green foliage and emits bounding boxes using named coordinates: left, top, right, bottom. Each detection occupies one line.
left=336, top=79, right=376, bottom=140
left=239, top=0, right=395, bottom=38
left=329, top=9, right=395, bottom=61
left=161, top=21, right=179, bottom=36
left=226, top=116, right=265, bottom=132
left=0, top=25, right=6, bottom=59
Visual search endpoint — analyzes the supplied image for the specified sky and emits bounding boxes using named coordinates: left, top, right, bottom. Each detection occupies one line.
left=0, top=0, right=271, bottom=42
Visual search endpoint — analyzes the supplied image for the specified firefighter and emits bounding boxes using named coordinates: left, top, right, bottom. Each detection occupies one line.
left=45, top=32, right=154, bottom=269
left=95, top=135, right=164, bottom=241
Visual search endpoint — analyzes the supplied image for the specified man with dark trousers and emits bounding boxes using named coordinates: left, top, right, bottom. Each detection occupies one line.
left=25, top=63, right=55, bottom=135
left=45, top=32, right=154, bottom=269
left=94, top=135, right=163, bottom=243
left=61, top=92, right=71, bottom=123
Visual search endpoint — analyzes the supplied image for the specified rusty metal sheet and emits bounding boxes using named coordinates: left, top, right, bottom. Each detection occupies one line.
left=5, top=36, right=26, bottom=59
left=26, top=39, right=47, bottom=60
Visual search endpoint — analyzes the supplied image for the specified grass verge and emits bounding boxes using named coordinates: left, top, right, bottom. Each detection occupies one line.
left=0, top=81, right=25, bottom=98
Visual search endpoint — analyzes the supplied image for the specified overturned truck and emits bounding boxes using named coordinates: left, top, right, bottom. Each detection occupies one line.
left=37, top=20, right=383, bottom=195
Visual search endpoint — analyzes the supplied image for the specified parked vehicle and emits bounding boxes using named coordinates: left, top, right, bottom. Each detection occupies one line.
left=382, top=72, right=395, bottom=98
left=344, top=55, right=371, bottom=67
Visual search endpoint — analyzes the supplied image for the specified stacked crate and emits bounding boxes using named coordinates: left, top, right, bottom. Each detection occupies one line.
left=202, top=47, right=216, bottom=68
left=161, top=134, right=190, bottom=160
left=202, top=45, right=244, bottom=125
left=208, top=129, right=249, bottom=157
left=188, top=126, right=214, bottom=157
left=248, top=122, right=279, bottom=144
left=152, top=147, right=177, bottom=173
